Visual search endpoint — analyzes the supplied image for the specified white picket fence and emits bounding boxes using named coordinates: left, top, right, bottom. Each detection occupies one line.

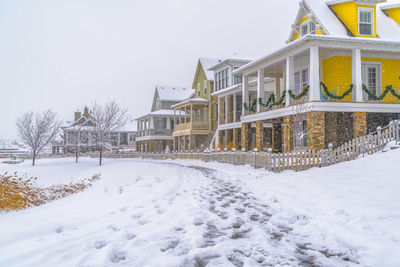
left=127, top=120, right=400, bottom=172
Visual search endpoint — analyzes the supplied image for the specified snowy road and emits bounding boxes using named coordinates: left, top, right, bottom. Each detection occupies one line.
left=2, top=157, right=396, bottom=266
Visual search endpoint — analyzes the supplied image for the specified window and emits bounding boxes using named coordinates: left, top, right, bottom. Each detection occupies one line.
left=215, top=68, right=230, bottom=91
left=234, top=75, right=242, bottom=85
left=294, top=120, right=308, bottom=148
left=300, top=21, right=316, bottom=36
left=197, top=83, right=200, bottom=96
left=359, top=8, right=373, bottom=36
left=301, top=24, right=308, bottom=36
left=309, top=21, right=316, bottom=34
left=294, top=69, right=309, bottom=95
left=204, top=81, right=207, bottom=95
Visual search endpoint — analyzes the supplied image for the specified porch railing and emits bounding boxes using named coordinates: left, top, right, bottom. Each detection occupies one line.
left=174, top=121, right=209, bottom=131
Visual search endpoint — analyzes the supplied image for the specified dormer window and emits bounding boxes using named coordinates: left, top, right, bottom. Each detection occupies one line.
left=359, top=7, right=374, bottom=36
left=300, top=21, right=316, bottom=37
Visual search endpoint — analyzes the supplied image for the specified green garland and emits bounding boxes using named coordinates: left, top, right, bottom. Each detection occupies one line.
left=288, top=86, right=309, bottom=100
left=243, top=98, right=257, bottom=113
left=258, top=90, right=286, bottom=108
left=320, top=82, right=353, bottom=100
left=362, top=84, right=400, bottom=100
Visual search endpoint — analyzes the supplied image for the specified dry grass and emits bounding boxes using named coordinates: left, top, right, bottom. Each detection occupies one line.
left=0, top=172, right=100, bottom=212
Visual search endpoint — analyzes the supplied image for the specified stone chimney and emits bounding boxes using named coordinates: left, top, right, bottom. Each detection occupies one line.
left=74, top=110, right=81, bottom=121
left=83, top=106, right=89, bottom=118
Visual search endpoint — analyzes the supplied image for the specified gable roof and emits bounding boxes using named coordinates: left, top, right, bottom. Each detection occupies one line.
left=199, top=58, right=222, bottom=80
left=155, top=85, right=194, bottom=102
left=289, top=0, right=400, bottom=41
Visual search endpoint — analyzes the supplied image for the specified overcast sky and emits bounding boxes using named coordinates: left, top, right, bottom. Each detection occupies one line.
left=5, top=0, right=395, bottom=139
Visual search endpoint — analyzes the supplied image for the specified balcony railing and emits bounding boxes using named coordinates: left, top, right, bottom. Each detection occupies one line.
left=219, top=111, right=242, bottom=125
left=174, top=121, right=209, bottom=131
left=138, top=129, right=173, bottom=137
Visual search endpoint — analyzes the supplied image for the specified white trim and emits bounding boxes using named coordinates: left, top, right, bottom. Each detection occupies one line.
left=358, top=6, right=375, bottom=37
left=217, top=122, right=242, bottom=131
left=136, top=136, right=173, bottom=142
left=380, top=3, right=400, bottom=10
left=241, top=101, right=400, bottom=123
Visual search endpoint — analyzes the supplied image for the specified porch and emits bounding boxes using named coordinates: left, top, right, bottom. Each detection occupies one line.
left=233, top=35, right=400, bottom=151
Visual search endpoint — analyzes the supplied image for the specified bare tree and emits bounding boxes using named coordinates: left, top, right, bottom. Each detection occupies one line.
left=16, top=110, right=61, bottom=166
left=66, top=125, right=87, bottom=163
left=91, top=100, right=127, bottom=166
left=291, top=98, right=311, bottom=150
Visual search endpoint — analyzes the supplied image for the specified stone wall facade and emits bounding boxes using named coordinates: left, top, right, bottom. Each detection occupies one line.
left=307, top=111, right=325, bottom=150
left=353, top=112, right=367, bottom=138
left=256, top=121, right=264, bottom=151
left=241, top=123, right=250, bottom=151
left=283, top=116, right=293, bottom=152
left=232, top=128, right=238, bottom=149
left=325, top=112, right=338, bottom=148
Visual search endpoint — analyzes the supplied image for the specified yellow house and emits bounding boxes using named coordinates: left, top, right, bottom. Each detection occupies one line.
left=232, top=0, right=400, bottom=152
left=172, top=58, right=221, bottom=151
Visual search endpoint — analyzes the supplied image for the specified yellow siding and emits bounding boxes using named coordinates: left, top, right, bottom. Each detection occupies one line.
left=299, top=16, right=309, bottom=24
left=323, top=56, right=400, bottom=103
left=331, top=2, right=377, bottom=38
left=331, top=1, right=358, bottom=36
left=385, top=8, right=400, bottom=25
left=322, top=56, right=353, bottom=102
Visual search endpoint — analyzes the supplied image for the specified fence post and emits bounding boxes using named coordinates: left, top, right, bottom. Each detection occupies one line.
left=328, top=143, right=333, bottom=165
left=396, top=120, right=399, bottom=144
left=376, top=126, right=383, bottom=152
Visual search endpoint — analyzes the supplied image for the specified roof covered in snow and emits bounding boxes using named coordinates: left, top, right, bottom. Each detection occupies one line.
left=135, top=109, right=185, bottom=121
left=171, top=98, right=209, bottom=108
left=199, top=58, right=223, bottom=81
left=298, top=0, right=400, bottom=41
left=156, top=85, right=194, bottom=102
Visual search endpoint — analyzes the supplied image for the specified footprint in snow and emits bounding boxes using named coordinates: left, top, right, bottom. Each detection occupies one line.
left=119, top=206, right=127, bottom=212
left=107, top=224, right=121, bottom=232
left=131, top=212, right=143, bottom=219
left=108, top=248, right=126, bottom=263
left=94, top=240, right=107, bottom=249
left=125, top=233, right=136, bottom=240
left=55, top=226, right=63, bottom=233
left=138, top=219, right=148, bottom=225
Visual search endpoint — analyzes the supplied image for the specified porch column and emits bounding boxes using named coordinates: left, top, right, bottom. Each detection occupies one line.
left=353, top=112, right=367, bottom=138
left=256, top=120, right=264, bottom=151
left=150, top=117, right=155, bottom=129
left=275, top=77, right=281, bottom=100
left=257, top=69, right=265, bottom=112
left=242, top=75, right=249, bottom=115
left=352, top=48, right=363, bottom=102
left=232, top=128, right=238, bottom=149
left=225, top=95, right=228, bottom=124
left=167, top=117, right=171, bottom=130
left=286, top=56, right=294, bottom=106
left=184, top=107, right=187, bottom=123
left=309, top=46, right=320, bottom=101
left=241, top=123, right=250, bottom=151
left=233, top=93, right=237, bottom=122
left=217, top=96, right=221, bottom=125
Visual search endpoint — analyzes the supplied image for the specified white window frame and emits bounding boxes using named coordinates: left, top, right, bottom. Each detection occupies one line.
left=361, top=61, right=381, bottom=98
left=358, top=7, right=374, bottom=37
left=197, top=83, right=201, bottom=96
left=203, top=80, right=207, bottom=95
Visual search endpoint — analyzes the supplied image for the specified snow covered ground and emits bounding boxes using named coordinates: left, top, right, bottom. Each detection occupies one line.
left=0, top=149, right=399, bottom=267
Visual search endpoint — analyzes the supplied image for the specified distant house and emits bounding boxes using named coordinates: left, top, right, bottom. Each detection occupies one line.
left=53, top=106, right=137, bottom=154
left=172, top=58, right=221, bottom=151
left=135, top=85, right=194, bottom=153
